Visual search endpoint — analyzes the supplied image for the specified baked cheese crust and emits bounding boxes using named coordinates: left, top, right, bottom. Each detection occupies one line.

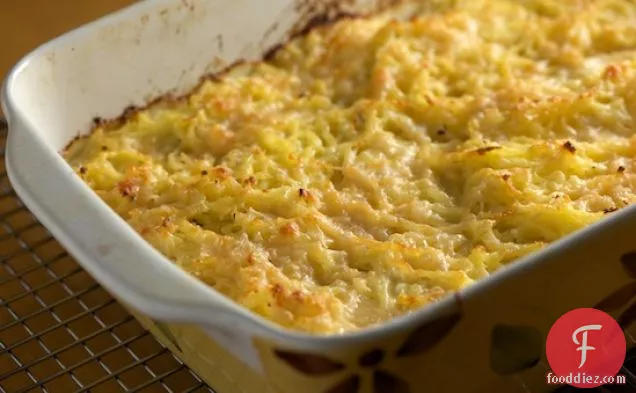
left=64, top=0, right=636, bottom=334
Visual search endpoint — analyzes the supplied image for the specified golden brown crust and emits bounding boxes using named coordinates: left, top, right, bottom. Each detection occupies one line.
left=63, top=0, right=636, bottom=334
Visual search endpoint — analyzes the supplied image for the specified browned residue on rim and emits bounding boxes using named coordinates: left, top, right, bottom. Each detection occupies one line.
left=62, top=0, right=405, bottom=153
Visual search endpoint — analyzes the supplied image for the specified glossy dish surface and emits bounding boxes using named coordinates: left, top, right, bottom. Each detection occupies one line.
left=64, top=0, right=636, bottom=334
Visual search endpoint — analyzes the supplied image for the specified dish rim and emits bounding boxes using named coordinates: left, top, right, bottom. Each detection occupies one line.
left=3, top=0, right=636, bottom=347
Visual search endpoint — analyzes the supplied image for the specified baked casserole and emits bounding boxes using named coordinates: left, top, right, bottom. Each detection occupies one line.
left=64, top=0, right=636, bottom=334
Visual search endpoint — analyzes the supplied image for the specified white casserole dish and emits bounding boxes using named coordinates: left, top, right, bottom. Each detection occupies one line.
left=4, top=1, right=636, bottom=392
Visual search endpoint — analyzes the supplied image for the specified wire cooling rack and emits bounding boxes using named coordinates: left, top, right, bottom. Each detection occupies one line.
left=1, top=118, right=636, bottom=393
left=0, top=120, right=213, bottom=393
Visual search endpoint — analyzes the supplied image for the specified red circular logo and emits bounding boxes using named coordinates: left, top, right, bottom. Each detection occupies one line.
left=546, top=308, right=626, bottom=388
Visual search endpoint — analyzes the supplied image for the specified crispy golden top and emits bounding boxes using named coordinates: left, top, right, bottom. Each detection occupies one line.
left=64, top=0, right=636, bottom=334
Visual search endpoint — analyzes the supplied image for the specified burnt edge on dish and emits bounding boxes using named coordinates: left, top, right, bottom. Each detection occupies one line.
left=262, top=12, right=360, bottom=62
left=61, top=0, right=405, bottom=153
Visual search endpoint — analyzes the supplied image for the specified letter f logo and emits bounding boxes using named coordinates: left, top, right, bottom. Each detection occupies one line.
left=572, top=324, right=602, bottom=368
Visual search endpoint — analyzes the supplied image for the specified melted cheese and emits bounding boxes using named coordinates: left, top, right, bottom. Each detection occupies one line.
left=64, top=0, right=636, bottom=334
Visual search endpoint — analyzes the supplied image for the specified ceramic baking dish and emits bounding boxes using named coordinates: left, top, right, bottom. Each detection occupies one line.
left=4, top=1, right=636, bottom=392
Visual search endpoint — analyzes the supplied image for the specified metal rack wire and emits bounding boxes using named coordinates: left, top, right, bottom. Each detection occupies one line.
left=1, top=118, right=636, bottom=393
left=0, top=121, right=213, bottom=393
